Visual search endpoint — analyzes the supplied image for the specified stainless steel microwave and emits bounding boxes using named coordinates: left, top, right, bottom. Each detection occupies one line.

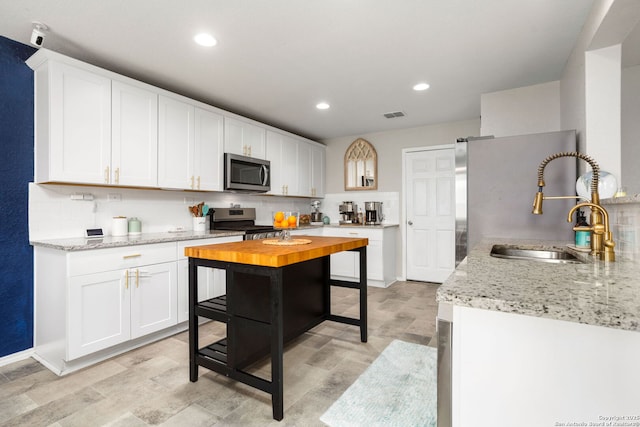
left=224, top=153, right=271, bottom=192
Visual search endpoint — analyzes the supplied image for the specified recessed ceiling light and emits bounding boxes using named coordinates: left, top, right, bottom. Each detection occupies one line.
left=413, top=82, right=430, bottom=91
left=194, top=33, right=217, bottom=47
left=316, top=102, right=330, bottom=110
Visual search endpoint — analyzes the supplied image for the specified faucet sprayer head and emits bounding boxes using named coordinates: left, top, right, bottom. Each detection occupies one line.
left=532, top=191, right=544, bottom=215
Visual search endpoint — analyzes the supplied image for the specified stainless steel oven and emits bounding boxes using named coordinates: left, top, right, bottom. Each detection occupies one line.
left=210, top=207, right=281, bottom=240
left=224, top=153, right=270, bottom=193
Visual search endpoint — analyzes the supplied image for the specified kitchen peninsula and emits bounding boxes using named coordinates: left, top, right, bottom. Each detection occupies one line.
left=436, top=240, right=640, bottom=427
left=184, top=235, right=369, bottom=421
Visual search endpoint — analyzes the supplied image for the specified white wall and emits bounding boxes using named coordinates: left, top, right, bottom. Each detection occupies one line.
left=480, top=81, right=561, bottom=137
left=322, top=119, right=480, bottom=194
left=622, top=65, right=640, bottom=195
left=560, top=0, right=615, bottom=156
left=585, top=44, right=622, bottom=181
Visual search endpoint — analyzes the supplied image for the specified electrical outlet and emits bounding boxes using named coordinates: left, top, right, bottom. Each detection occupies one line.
left=107, top=193, right=122, bottom=202
left=184, top=197, right=196, bottom=204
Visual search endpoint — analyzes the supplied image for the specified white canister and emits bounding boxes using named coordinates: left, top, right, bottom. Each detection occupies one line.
left=193, top=216, right=207, bottom=232
left=112, top=216, right=128, bottom=236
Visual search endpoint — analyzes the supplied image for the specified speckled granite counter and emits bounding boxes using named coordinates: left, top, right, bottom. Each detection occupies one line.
left=30, top=230, right=245, bottom=251
left=436, top=239, right=640, bottom=332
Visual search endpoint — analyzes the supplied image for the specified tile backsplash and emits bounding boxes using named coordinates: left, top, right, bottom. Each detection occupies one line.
left=321, top=192, right=400, bottom=225
left=29, top=184, right=401, bottom=241
left=29, top=183, right=314, bottom=240
left=604, top=198, right=640, bottom=261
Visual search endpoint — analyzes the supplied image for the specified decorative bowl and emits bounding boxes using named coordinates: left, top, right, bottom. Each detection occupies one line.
left=273, top=211, right=299, bottom=229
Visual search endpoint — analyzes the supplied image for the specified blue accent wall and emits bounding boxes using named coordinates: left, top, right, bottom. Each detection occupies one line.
left=0, top=36, right=36, bottom=358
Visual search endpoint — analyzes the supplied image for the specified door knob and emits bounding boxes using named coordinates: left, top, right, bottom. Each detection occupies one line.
left=408, top=220, right=413, bottom=226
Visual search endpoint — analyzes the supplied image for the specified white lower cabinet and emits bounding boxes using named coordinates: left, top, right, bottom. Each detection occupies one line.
left=67, top=261, right=177, bottom=359
left=34, top=236, right=238, bottom=375
left=323, top=227, right=397, bottom=288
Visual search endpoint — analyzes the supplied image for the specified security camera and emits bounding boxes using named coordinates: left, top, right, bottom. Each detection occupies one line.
left=30, top=22, right=48, bottom=47
left=30, top=28, right=45, bottom=47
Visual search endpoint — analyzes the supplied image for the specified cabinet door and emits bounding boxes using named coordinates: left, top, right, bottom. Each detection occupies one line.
left=330, top=251, right=357, bottom=278
left=111, top=81, right=158, bottom=187
left=193, top=107, right=224, bottom=191
left=296, top=141, right=311, bottom=197
left=266, top=131, right=298, bottom=195
left=130, top=262, right=178, bottom=339
left=310, top=144, right=326, bottom=197
left=224, top=117, right=266, bottom=158
left=68, top=270, right=130, bottom=359
left=158, top=96, right=194, bottom=189
left=48, top=62, right=111, bottom=184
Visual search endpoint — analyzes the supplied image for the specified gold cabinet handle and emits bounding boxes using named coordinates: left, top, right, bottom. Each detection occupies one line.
left=248, top=145, right=252, bottom=157
left=114, top=167, right=120, bottom=185
left=197, top=176, right=201, bottom=190
left=123, top=254, right=141, bottom=259
left=104, top=166, right=110, bottom=184
left=136, top=269, right=139, bottom=288
left=190, top=176, right=194, bottom=189
left=125, top=269, right=129, bottom=289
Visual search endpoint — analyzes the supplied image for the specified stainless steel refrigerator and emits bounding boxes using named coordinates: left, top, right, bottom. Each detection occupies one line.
left=455, top=130, right=577, bottom=265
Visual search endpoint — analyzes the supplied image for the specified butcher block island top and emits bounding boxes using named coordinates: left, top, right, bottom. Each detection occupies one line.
left=184, top=235, right=368, bottom=267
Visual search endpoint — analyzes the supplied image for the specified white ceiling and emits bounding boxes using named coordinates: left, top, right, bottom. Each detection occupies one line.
left=1, top=0, right=597, bottom=141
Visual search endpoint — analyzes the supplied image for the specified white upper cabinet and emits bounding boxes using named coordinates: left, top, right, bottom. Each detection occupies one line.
left=310, top=143, right=325, bottom=197
left=158, top=96, right=194, bottom=189
left=111, top=81, right=158, bottom=187
left=297, top=141, right=311, bottom=197
left=39, top=61, right=112, bottom=184
left=266, top=131, right=298, bottom=196
left=158, top=97, right=224, bottom=191
left=224, top=117, right=266, bottom=159
left=266, top=132, right=326, bottom=198
left=27, top=49, right=323, bottom=195
left=193, top=107, right=224, bottom=191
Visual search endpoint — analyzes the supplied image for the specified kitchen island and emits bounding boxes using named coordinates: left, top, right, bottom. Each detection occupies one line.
left=184, top=235, right=369, bottom=421
left=436, top=240, right=640, bottom=427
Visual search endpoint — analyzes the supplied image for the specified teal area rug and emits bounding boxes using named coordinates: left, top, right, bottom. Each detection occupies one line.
left=320, top=340, right=437, bottom=427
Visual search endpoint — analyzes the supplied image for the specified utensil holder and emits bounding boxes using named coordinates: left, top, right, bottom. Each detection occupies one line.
left=193, top=217, right=206, bottom=232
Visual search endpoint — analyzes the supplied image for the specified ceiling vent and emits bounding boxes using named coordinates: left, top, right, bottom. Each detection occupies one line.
left=383, top=111, right=405, bottom=119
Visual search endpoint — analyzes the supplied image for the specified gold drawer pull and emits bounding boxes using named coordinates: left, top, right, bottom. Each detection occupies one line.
left=123, top=254, right=141, bottom=259
left=125, top=269, right=129, bottom=289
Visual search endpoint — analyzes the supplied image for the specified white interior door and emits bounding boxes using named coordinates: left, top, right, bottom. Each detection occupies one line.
left=405, top=148, right=455, bottom=283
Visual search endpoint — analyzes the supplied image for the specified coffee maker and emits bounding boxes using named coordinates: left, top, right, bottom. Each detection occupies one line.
left=339, top=201, right=358, bottom=224
left=310, top=200, right=323, bottom=224
left=364, top=201, right=383, bottom=225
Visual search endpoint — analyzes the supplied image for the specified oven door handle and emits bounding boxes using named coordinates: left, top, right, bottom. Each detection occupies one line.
left=260, top=165, right=268, bottom=186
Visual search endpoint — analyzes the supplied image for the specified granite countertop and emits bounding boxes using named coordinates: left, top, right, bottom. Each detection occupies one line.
left=436, top=239, right=640, bottom=333
left=30, top=230, right=245, bottom=251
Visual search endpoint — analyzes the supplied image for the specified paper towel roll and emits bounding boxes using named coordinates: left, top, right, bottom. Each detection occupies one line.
left=112, top=216, right=128, bottom=236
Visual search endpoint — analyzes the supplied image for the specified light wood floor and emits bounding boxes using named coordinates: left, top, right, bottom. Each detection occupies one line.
left=0, top=281, right=439, bottom=427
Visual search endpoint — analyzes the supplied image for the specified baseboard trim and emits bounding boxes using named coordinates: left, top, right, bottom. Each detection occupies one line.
left=0, top=348, right=35, bottom=368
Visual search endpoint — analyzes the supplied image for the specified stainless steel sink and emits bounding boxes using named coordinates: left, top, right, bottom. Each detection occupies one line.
left=490, top=244, right=583, bottom=264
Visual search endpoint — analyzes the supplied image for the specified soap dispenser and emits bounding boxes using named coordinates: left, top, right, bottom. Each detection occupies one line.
left=575, top=210, right=590, bottom=248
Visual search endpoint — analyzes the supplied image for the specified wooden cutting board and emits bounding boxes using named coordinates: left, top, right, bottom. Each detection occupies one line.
left=184, top=236, right=368, bottom=268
